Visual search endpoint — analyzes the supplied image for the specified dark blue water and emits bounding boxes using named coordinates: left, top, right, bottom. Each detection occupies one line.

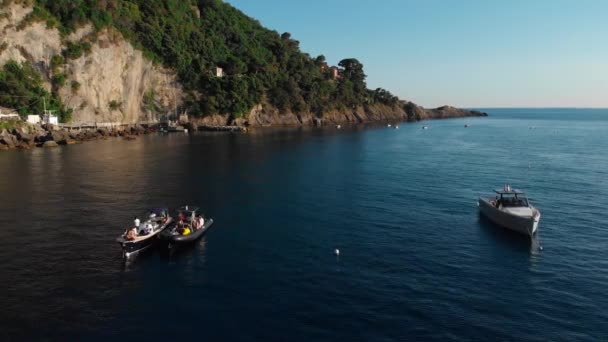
left=1, top=109, right=607, bottom=340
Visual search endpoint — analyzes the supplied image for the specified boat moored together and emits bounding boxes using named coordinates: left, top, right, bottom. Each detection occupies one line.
left=116, top=208, right=173, bottom=258
left=159, top=206, right=214, bottom=247
left=117, top=205, right=214, bottom=258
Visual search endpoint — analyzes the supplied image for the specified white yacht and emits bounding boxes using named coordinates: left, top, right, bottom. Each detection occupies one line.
left=478, top=185, right=541, bottom=236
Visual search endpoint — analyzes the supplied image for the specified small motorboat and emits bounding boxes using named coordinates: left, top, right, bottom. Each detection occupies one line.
left=116, top=208, right=173, bottom=258
left=422, top=125, right=429, bottom=130
left=159, top=206, right=213, bottom=247
left=478, top=185, right=541, bottom=236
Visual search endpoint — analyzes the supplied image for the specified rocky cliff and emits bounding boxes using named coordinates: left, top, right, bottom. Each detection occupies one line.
left=0, top=3, right=485, bottom=126
left=0, top=4, right=181, bottom=123
left=192, top=102, right=486, bottom=128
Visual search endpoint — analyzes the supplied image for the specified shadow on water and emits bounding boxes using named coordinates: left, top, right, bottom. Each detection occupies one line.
left=158, top=237, right=208, bottom=263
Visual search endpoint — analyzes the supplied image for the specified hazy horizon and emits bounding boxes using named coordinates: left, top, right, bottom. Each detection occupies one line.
left=227, top=0, right=608, bottom=109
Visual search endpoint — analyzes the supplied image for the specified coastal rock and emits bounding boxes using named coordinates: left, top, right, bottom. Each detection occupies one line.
left=196, top=114, right=230, bottom=127
left=186, top=102, right=484, bottom=129
left=31, top=126, right=49, bottom=143
left=132, top=124, right=145, bottom=134
left=16, top=141, right=32, bottom=149
left=0, top=130, right=17, bottom=148
left=97, top=128, right=110, bottom=136
left=246, top=105, right=303, bottom=126
left=423, top=105, right=487, bottom=120
left=232, top=118, right=249, bottom=127
left=48, top=130, right=68, bottom=145
left=43, top=141, right=59, bottom=148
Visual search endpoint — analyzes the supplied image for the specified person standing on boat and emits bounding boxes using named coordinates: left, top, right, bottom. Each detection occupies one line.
left=198, top=215, right=204, bottom=230
left=134, top=217, right=140, bottom=229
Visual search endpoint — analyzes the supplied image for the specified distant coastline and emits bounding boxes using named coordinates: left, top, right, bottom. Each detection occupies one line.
left=0, top=105, right=486, bottom=152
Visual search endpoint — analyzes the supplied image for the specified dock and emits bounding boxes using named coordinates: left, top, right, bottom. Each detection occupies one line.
left=197, top=125, right=247, bottom=132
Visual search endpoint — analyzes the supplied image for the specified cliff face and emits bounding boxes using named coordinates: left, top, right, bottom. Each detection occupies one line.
left=0, top=4, right=182, bottom=123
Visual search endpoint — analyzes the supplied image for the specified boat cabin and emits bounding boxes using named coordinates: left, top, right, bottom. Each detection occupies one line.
left=493, top=189, right=529, bottom=208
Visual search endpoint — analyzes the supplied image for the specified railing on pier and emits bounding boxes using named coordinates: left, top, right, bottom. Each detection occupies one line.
left=56, top=121, right=160, bottom=130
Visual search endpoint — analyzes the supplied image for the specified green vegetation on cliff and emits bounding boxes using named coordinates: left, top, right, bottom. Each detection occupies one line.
left=28, top=0, right=400, bottom=118
left=0, top=61, right=72, bottom=122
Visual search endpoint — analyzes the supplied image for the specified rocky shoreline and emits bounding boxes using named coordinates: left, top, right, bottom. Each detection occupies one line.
left=0, top=122, right=152, bottom=151
left=0, top=105, right=487, bottom=151
left=191, top=103, right=488, bottom=129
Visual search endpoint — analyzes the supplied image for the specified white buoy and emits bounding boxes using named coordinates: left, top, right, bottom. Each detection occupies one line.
left=387, top=124, right=392, bottom=128
left=395, top=125, right=399, bottom=129
left=336, top=124, right=341, bottom=129
left=334, top=248, right=340, bottom=256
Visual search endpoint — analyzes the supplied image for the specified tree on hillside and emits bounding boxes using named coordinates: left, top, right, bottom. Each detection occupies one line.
left=0, top=61, right=69, bottom=120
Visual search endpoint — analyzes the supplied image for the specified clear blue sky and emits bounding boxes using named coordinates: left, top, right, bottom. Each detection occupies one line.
left=226, top=0, right=608, bottom=108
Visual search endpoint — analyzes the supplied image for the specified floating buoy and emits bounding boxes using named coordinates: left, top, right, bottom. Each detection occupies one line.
left=387, top=124, right=392, bottom=128
left=336, top=125, right=341, bottom=129
left=334, top=248, right=340, bottom=256
left=395, top=125, right=399, bottom=129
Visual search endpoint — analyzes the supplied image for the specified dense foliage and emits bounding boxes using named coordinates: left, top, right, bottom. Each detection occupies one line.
left=26, top=0, right=400, bottom=117
left=0, top=61, right=72, bottom=122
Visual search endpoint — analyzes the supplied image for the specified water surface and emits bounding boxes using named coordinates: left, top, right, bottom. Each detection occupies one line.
left=1, top=109, right=607, bottom=340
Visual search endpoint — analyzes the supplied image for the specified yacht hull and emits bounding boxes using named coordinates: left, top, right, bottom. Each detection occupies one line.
left=478, top=197, right=540, bottom=236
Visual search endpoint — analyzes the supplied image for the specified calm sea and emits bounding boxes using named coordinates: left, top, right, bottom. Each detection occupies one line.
left=0, top=108, right=607, bottom=340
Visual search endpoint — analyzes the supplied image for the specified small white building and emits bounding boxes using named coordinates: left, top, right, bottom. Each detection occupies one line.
left=214, top=67, right=224, bottom=77
left=27, top=115, right=41, bottom=124
left=42, top=113, right=58, bottom=125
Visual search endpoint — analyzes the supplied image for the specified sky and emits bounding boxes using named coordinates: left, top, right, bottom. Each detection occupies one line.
left=226, top=0, right=608, bottom=108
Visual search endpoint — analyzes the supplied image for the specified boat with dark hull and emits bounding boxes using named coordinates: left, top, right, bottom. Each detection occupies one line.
left=159, top=206, right=213, bottom=247
left=478, top=185, right=541, bottom=237
left=116, top=208, right=172, bottom=258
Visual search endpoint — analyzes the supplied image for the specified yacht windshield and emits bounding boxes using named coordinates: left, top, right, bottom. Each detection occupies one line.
left=500, top=195, right=529, bottom=207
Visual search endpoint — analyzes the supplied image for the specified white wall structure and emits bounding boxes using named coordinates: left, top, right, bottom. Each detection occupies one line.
left=27, top=115, right=41, bottom=124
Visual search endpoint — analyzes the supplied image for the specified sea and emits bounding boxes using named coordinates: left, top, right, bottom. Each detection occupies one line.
left=0, top=108, right=607, bottom=341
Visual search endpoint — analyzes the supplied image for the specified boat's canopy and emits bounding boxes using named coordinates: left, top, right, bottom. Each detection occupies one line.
left=176, top=206, right=201, bottom=219
left=498, top=195, right=529, bottom=208
left=494, top=189, right=525, bottom=195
